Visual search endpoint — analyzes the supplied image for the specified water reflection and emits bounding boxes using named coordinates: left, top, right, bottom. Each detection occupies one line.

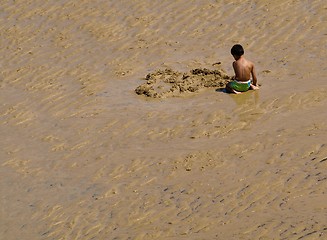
left=230, top=90, right=260, bottom=107
left=230, top=90, right=262, bottom=128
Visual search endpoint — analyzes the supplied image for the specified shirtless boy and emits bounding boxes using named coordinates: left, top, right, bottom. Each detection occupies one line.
left=226, top=44, right=259, bottom=94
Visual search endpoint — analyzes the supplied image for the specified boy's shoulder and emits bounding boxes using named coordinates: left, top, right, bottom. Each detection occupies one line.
left=243, top=57, right=254, bottom=66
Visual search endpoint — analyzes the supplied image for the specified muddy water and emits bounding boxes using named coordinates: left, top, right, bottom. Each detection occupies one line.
left=1, top=0, right=326, bottom=239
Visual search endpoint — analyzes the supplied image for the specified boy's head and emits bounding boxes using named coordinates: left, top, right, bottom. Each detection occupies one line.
left=231, top=44, right=244, bottom=57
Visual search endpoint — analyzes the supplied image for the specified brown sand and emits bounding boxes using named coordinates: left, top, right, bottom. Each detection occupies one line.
left=135, top=67, right=231, bottom=98
left=1, top=0, right=326, bottom=239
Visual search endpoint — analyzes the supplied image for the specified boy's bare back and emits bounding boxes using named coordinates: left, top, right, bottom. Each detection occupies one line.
left=233, top=56, right=258, bottom=86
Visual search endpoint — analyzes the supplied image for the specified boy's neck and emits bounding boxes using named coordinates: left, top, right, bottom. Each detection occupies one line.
left=233, top=55, right=243, bottom=60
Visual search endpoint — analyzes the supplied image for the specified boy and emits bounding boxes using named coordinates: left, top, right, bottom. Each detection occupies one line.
left=226, top=44, right=259, bottom=94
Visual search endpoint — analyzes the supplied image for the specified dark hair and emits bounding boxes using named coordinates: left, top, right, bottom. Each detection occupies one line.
left=231, top=44, right=244, bottom=56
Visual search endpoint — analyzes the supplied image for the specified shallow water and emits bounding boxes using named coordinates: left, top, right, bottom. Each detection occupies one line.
left=1, top=0, right=327, bottom=239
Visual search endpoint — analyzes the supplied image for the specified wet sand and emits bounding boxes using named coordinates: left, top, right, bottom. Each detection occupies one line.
left=1, top=0, right=326, bottom=239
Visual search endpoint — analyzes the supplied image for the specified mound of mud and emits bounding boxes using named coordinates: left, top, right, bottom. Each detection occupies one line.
left=135, top=67, right=232, bottom=98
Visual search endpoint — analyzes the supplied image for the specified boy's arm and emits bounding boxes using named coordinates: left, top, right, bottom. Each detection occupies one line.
left=251, top=64, right=258, bottom=86
left=232, top=61, right=236, bottom=78
left=232, top=61, right=238, bottom=80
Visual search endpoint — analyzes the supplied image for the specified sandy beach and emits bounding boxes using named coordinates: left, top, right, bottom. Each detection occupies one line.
left=1, top=0, right=326, bottom=239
